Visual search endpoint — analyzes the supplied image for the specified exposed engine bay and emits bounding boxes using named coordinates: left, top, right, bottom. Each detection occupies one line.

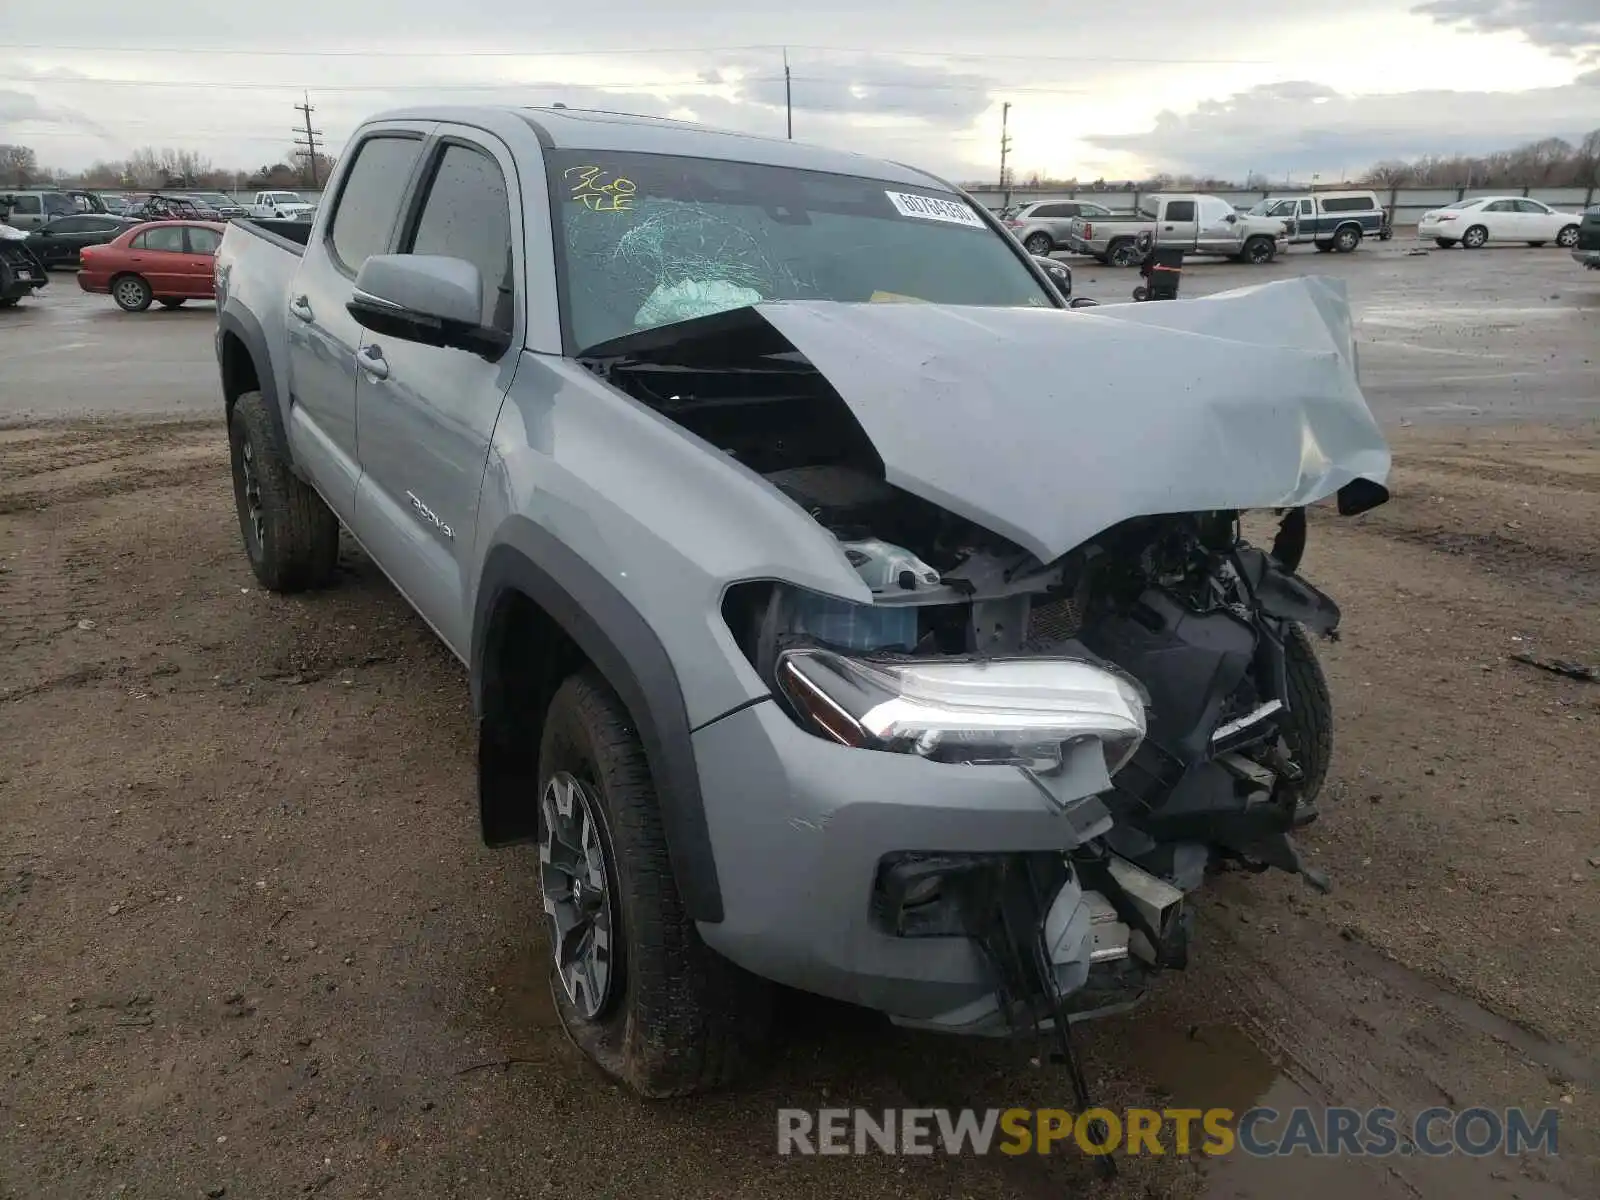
left=581, top=284, right=1390, bottom=1090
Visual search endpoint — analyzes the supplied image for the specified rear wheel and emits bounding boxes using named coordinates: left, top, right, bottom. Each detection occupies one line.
left=1332, top=225, right=1361, bottom=253
left=1108, top=239, right=1142, bottom=268
left=228, top=390, right=340, bottom=592
left=1556, top=224, right=1580, bottom=248
left=1434, top=238, right=1457, bottom=248
left=1023, top=232, right=1052, bottom=255
left=111, top=274, right=152, bottom=312
left=1461, top=225, right=1489, bottom=249
left=538, top=671, right=771, bottom=1096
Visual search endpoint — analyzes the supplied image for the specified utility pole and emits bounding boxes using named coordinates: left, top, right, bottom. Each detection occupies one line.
left=784, top=47, right=793, bottom=140
left=999, top=101, right=1013, bottom=205
left=293, top=92, right=324, bottom=189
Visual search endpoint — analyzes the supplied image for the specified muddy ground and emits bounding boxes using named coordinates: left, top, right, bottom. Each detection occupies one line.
left=1, top=416, right=1595, bottom=1200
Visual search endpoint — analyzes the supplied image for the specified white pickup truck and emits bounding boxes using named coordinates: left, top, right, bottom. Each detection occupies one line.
left=245, top=190, right=316, bottom=220
left=1068, top=194, right=1288, bottom=266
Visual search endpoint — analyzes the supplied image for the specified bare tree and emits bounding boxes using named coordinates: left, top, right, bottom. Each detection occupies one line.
left=0, top=144, right=40, bottom=187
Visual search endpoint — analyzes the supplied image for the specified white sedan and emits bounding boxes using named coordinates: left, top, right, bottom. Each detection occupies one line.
left=1418, top=197, right=1582, bottom=249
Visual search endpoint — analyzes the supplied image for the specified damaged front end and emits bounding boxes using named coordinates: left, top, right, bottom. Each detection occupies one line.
left=580, top=278, right=1390, bottom=1038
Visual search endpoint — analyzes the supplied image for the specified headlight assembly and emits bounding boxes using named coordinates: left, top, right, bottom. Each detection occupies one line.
left=775, top=648, right=1147, bottom=774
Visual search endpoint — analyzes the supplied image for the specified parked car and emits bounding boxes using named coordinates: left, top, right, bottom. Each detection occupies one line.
left=212, top=104, right=1391, bottom=1098
left=183, top=191, right=248, bottom=219
left=1576, top=206, right=1600, bottom=270
left=245, top=189, right=315, bottom=220
left=0, top=221, right=48, bottom=306
left=1004, top=199, right=1118, bottom=255
left=1417, top=196, right=1582, bottom=249
left=24, top=213, right=140, bottom=267
left=1244, top=190, right=1385, bottom=253
left=77, top=220, right=225, bottom=311
left=0, top=188, right=109, bottom=231
left=1069, top=193, right=1288, bottom=265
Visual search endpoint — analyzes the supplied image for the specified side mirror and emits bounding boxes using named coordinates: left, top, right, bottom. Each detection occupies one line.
left=346, top=254, right=510, bottom=360
left=1225, top=212, right=1239, bottom=223
left=1030, top=254, right=1073, bottom=299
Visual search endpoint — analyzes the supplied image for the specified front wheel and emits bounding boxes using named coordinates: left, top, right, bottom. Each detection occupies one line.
left=112, top=274, right=152, bottom=312
left=538, top=671, right=772, bottom=1097
left=1556, top=224, right=1580, bottom=248
left=1023, top=232, right=1053, bottom=256
left=1244, top=236, right=1275, bottom=264
left=1279, top=622, right=1333, bottom=807
left=228, top=390, right=340, bottom=592
left=1313, top=241, right=1334, bottom=254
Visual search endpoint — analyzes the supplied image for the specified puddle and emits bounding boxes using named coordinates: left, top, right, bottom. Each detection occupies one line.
left=1121, top=1022, right=1409, bottom=1200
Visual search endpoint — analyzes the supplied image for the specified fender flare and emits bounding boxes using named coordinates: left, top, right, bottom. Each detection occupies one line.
left=216, top=302, right=293, bottom=467
left=471, top=518, right=724, bottom=923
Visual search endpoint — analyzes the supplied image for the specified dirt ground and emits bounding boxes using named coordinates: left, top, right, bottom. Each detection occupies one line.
left=1, top=415, right=1595, bottom=1200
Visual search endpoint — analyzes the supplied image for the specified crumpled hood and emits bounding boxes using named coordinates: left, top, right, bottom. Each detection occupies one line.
left=754, top=276, right=1389, bottom=564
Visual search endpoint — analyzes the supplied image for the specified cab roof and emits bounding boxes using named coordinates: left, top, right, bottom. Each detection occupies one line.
left=360, top=104, right=955, bottom=192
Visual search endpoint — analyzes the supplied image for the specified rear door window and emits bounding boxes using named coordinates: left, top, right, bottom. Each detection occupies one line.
left=328, top=134, right=425, bottom=273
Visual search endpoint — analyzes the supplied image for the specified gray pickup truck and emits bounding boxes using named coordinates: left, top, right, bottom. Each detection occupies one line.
left=1068, top=193, right=1289, bottom=265
left=214, top=104, right=1391, bottom=1097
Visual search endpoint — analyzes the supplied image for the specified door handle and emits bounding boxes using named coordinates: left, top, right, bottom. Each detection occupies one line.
left=289, top=295, right=314, bottom=322
left=360, top=344, right=389, bottom=381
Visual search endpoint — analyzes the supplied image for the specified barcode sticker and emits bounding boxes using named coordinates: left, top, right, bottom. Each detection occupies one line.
left=884, top=191, right=985, bottom=228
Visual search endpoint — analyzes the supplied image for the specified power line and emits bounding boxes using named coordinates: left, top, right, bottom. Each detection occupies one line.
left=0, top=74, right=784, bottom=93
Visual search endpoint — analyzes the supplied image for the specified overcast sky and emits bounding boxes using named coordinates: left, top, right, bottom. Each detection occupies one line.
left=2, top=0, right=1597, bottom=183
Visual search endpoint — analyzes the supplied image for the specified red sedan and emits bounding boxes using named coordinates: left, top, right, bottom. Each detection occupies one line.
left=77, top=220, right=225, bottom=311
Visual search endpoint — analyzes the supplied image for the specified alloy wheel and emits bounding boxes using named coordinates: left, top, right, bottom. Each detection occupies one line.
left=539, top=771, right=616, bottom=1021
left=1557, top=225, right=1579, bottom=248
left=238, top=437, right=265, bottom=555
left=114, top=278, right=146, bottom=309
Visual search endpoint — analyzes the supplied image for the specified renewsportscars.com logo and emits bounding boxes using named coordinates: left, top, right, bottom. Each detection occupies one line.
left=777, top=1106, right=1561, bottom=1158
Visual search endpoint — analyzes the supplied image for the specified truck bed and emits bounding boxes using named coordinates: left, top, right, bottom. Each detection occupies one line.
left=228, top=217, right=311, bottom=254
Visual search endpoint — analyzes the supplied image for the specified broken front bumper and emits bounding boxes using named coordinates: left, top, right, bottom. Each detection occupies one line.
left=690, top=700, right=1161, bottom=1032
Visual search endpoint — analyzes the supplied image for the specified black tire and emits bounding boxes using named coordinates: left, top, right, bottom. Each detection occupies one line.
left=1279, top=623, right=1332, bottom=807
left=1023, top=232, right=1053, bottom=255
left=158, top=298, right=185, bottom=309
left=112, top=274, right=152, bottom=312
left=1435, top=238, right=1457, bottom=248
left=1527, top=242, right=1546, bottom=248
left=539, top=671, right=772, bottom=1097
left=1313, top=241, right=1334, bottom=253
left=227, top=390, right=340, bottom=592
left=1556, top=224, right=1580, bottom=248
left=0, top=296, right=18, bottom=308
left=1243, top=235, right=1275, bottom=264
left=1332, top=225, right=1361, bottom=253
left=1132, top=286, right=1149, bottom=302
left=1107, top=239, right=1141, bottom=268
left=1461, top=224, right=1488, bottom=249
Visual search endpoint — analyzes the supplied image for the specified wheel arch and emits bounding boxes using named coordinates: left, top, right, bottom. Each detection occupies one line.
left=216, top=305, right=293, bottom=470
left=472, top=520, right=724, bottom=923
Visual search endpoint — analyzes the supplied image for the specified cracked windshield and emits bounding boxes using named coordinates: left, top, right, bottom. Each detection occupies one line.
left=549, top=150, right=1052, bottom=350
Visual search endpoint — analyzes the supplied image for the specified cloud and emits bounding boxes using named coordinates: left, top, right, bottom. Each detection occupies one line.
left=1085, top=78, right=1600, bottom=178
left=1413, top=0, right=1600, bottom=57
